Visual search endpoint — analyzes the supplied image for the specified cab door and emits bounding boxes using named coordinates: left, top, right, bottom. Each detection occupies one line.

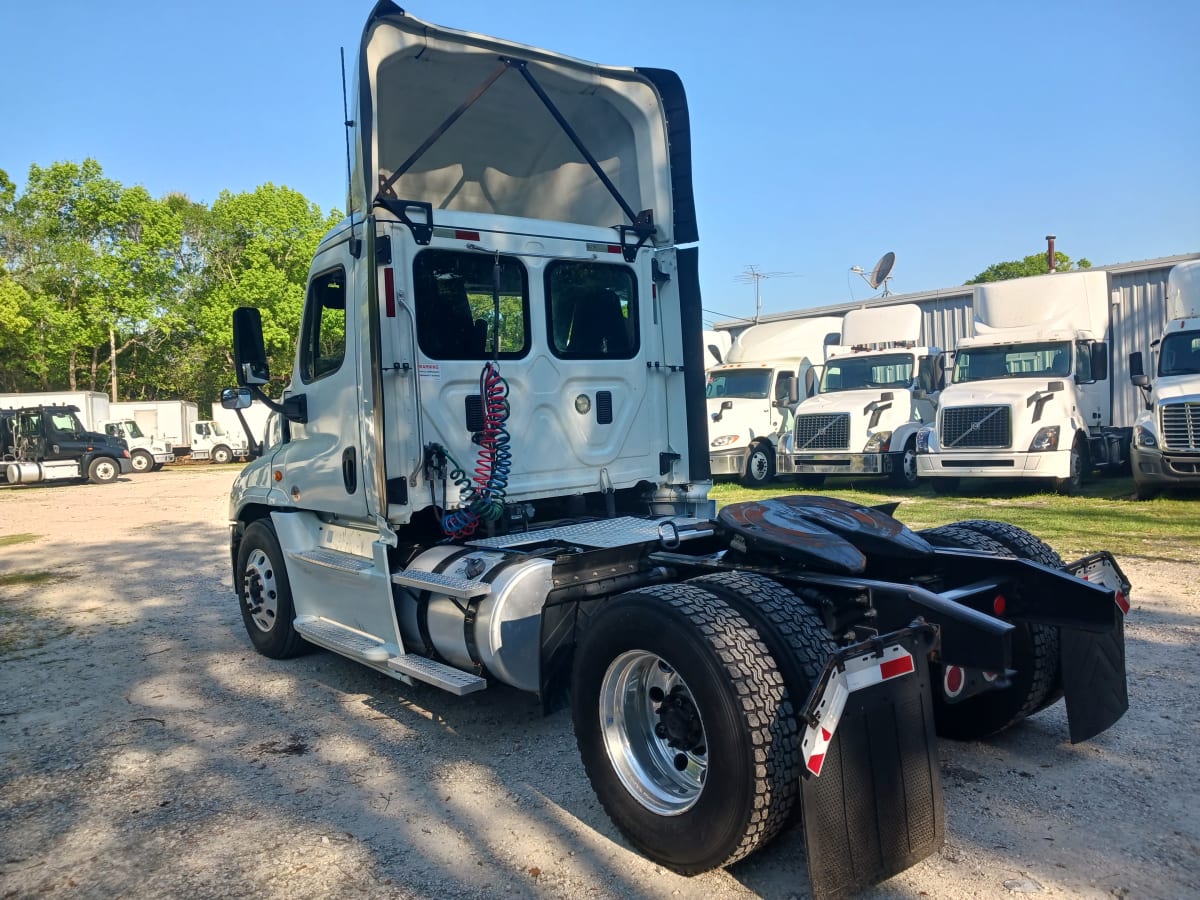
left=278, top=236, right=370, bottom=519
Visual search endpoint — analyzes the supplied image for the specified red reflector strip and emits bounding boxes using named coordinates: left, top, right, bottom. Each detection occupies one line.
left=1115, top=591, right=1130, bottom=614
left=806, top=753, right=826, bottom=776
left=455, top=230, right=480, bottom=241
left=384, top=267, right=395, bottom=318
left=879, top=654, right=915, bottom=681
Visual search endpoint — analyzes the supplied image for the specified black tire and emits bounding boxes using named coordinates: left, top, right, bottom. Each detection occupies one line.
left=952, top=520, right=1066, bottom=712
left=740, top=442, right=775, bottom=487
left=236, top=519, right=307, bottom=659
left=212, top=444, right=233, bottom=465
left=797, top=474, right=825, bottom=489
left=87, top=456, right=120, bottom=484
left=130, top=449, right=154, bottom=473
left=571, top=584, right=795, bottom=873
left=920, top=524, right=1059, bottom=740
left=152, top=462, right=165, bottom=472
left=930, top=476, right=959, bottom=495
left=1133, top=479, right=1159, bottom=501
left=887, top=436, right=920, bottom=488
left=1054, top=438, right=1086, bottom=495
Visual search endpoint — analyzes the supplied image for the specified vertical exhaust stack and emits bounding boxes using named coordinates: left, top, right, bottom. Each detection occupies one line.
left=1046, top=234, right=1057, bottom=273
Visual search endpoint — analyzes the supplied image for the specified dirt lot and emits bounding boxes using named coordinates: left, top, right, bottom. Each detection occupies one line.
left=1, top=469, right=1197, bottom=899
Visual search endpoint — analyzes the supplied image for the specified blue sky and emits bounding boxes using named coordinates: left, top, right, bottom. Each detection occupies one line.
left=3, top=1, right=1197, bottom=322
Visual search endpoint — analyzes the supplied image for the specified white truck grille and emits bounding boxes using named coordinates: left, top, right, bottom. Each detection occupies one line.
left=794, top=413, right=850, bottom=450
left=1161, top=402, right=1200, bottom=451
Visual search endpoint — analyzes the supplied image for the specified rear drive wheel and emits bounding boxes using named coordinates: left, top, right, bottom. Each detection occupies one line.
left=571, top=584, right=795, bottom=873
left=130, top=449, right=154, bottom=473
left=212, top=444, right=234, bottom=465
left=87, top=456, right=120, bottom=484
left=236, top=519, right=307, bottom=658
left=740, top=442, right=775, bottom=487
left=921, top=524, right=1059, bottom=739
left=887, top=437, right=920, bottom=488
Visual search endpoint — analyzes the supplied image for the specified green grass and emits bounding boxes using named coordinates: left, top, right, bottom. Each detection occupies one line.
left=0, top=571, right=56, bottom=587
left=710, top=476, right=1200, bottom=563
left=0, top=533, right=39, bottom=548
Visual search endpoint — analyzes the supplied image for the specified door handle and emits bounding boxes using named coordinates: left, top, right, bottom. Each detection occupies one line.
left=341, top=447, right=358, bottom=494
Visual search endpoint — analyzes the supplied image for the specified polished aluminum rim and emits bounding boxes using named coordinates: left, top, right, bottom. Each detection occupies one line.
left=242, top=548, right=279, bottom=632
left=599, top=650, right=707, bottom=816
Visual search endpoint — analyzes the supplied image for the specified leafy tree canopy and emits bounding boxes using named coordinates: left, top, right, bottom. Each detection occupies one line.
left=966, top=251, right=1092, bottom=285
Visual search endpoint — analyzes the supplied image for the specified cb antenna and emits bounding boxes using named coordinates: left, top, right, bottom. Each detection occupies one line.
left=340, top=47, right=360, bottom=257
left=735, top=265, right=799, bottom=323
left=851, top=251, right=896, bottom=297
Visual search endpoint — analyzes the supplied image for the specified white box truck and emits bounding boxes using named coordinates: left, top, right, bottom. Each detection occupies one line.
left=108, top=400, right=247, bottom=463
left=917, top=270, right=1129, bottom=493
left=778, top=304, right=942, bottom=488
left=1128, top=259, right=1200, bottom=498
left=705, top=318, right=842, bottom=485
left=211, top=399, right=271, bottom=457
left=0, top=391, right=173, bottom=473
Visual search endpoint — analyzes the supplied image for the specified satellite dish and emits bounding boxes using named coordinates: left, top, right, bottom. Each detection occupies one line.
left=868, top=252, right=896, bottom=290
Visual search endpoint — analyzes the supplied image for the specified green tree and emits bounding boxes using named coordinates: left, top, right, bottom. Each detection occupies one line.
left=966, top=251, right=1092, bottom=284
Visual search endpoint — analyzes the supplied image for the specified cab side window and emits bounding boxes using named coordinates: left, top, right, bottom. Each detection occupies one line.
left=300, top=267, right=348, bottom=383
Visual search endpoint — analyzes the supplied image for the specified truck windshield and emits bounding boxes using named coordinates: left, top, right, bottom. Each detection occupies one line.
left=820, top=353, right=914, bottom=393
left=953, top=341, right=1071, bottom=384
left=706, top=370, right=772, bottom=400
left=1159, top=332, right=1200, bottom=376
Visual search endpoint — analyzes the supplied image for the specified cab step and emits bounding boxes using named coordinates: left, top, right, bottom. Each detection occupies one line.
left=391, top=569, right=492, bottom=599
left=388, top=654, right=487, bottom=695
left=294, top=616, right=391, bottom=662
left=288, top=548, right=375, bottom=575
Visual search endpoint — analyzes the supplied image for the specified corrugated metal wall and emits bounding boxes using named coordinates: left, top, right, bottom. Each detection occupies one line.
left=734, top=254, right=1200, bottom=429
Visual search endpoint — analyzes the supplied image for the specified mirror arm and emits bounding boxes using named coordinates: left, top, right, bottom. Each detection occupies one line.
left=248, top=385, right=308, bottom=424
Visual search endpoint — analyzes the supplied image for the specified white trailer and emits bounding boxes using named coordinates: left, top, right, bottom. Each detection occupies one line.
left=917, top=270, right=1129, bottom=493
left=1128, top=259, right=1200, bottom=498
left=109, top=400, right=198, bottom=456
left=701, top=329, right=732, bottom=369
left=0, top=391, right=173, bottom=473
left=777, top=305, right=942, bottom=488
left=705, top=317, right=843, bottom=485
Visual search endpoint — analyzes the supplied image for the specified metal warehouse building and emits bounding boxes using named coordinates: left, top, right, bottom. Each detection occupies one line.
left=716, top=252, right=1200, bottom=429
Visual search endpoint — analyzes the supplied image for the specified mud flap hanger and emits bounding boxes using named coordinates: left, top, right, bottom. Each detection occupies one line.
left=373, top=58, right=656, bottom=261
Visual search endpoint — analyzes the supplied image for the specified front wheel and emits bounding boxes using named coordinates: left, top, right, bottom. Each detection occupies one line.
left=87, top=456, right=120, bottom=484
left=887, top=437, right=920, bottom=488
left=130, top=450, right=154, bottom=473
left=571, top=584, right=795, bottom=873
left=740, top=443, right=775, bottom=487
left=930, top=476, right=959, bottom=495
left=211, top=444, right=233, bottom=465
left=236, top=519, right=307, bottom=658
left=1054, top=439, right=1086, bottom=495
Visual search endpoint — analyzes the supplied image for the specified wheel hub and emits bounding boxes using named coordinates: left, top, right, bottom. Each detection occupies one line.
left=242, top=548, right=279, bottom=632
left=654, top=687, right=705, bottom=753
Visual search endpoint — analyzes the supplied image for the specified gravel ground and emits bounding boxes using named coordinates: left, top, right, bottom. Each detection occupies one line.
left=1, top=469, right=1197, bottom=899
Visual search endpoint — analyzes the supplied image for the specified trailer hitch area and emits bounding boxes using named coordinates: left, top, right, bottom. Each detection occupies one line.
left=797, top=623, right=944, bottom=899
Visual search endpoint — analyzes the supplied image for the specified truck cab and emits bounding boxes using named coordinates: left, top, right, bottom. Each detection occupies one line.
left=190, top=419, right=249, bottom=464
left=1128, top=259, right=1200, bottom=498
left=918, top=270, right=1126, bottom=494
left=1, top=405, right=131, bottom=485
left=101, top=418, right=175, bottom=472
left=778, top=305, right=940, bottom=488
left=705, top=318, right=842, bottom=486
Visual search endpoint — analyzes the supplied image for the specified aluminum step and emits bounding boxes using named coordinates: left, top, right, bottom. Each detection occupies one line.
left=391, top=569, right=491, bottom=599
left=293, top=616, right=391, bottom=662
left=288, top=548, right=375, bottom=575
left=388, top=655, right=487, bottom=695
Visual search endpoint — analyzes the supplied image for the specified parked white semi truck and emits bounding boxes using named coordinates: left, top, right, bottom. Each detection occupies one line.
left=220, top=6, right=1130, bottom=896
left=110, top=399, right=250, bottom=463
left=701, top=328, right=732, bottom=369
left=705, top=317, right=842, bottom=486
left=0, top=391, right=173, bottom=473
left=778, top=304, right=941, bottom=488
left=1129, top=259, right=1200, bottom=499
left=917, top=270, right=1129, bottom=494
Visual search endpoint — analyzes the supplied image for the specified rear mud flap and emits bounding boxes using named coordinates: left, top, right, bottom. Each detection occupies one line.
left=1062, top=616, right=1128, bottom=743
left=800, top=632, right=944, bottom=899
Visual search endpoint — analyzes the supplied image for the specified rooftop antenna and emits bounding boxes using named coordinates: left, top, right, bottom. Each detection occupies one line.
left=735, top=265, right=798, bottom=323
left=850, top=251, right=896, bottom=297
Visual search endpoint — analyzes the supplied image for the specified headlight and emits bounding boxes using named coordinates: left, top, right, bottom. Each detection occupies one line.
left=864, top=431, right=892, bottom=453
left=710, top=435, right=740, bottom=448
left=916, top=425, right=936, bottom=454
left=1134, top=424, right=1158, bottom=449
left=1028, top=426, right=1060, bottom=452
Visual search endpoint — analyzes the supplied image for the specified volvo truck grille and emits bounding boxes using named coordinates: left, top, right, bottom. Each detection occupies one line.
left=1161, top=402, right=1200, bottom=451
left=794, top=413, right=850, bottom=450
left=941, top=405, right=1012, bottom=449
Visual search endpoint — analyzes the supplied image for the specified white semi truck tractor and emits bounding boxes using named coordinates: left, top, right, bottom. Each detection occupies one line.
left=1129, top=259, right=1200, bottom=498
left=918, top=270, right=1129, bottom=494
left=220, top=5, right=1131, bottom=896
left=778, top=304, right=941, bottom=489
